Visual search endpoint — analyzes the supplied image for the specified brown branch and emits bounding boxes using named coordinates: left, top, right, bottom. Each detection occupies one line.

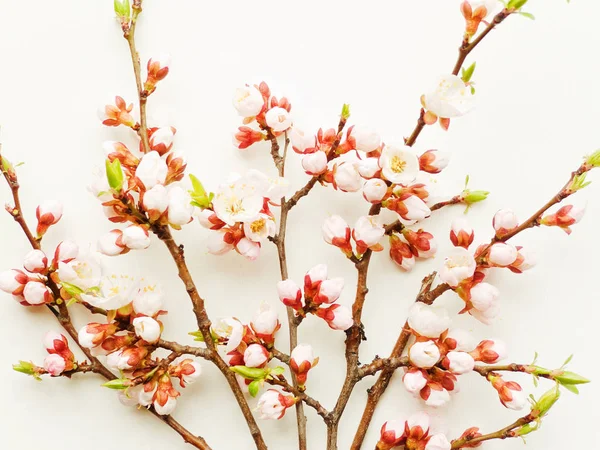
left=357, top=356, right=409, bottom=379
left=123, top=0, right=151, bottom=153
left=450, top=414, right=535, bottom=449
left=267, top=375, right=331, bottom=421
left=158, top=339, right=212, bottom=360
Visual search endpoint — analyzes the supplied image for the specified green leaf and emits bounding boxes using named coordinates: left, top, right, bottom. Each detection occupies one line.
left=534, top=384, right=561, bottom=417
left=519, top=11, right=535, bottom=20
left=554, top=370, right=590, bottom=386
left=516, top=419, right=541, bottom=436
left=270, top=366, right=285, bottom=377
left=568, top=173, right=591, bottom=192
left=188, top=330, right=205, bottom=342
left=462, top=189, right=490, bottom=205
left=341, top=103, right=351, bottom=120
left=114, top=0, right=131, bottom=19
left=585, top=149, right=600, bottom=168
left=562, top=354, right=574, bottom=367
left=562, top=384, right=580, bottom=395
left=507, top=0, right=528, bottom=9
left=248, top=380, right=261, bottom=397
left=103, top=378, right=130, bottom=390
left=230, top=366, right=269, bottom=381
left=461, top=62, right=476, bottom=83
left=105, top=159, right=124, bottom=193
left=13, top=360, right=38, bottom=377
left=188, top=174, right=213, bottom=209
left=61, top=282, right=84, bottom=298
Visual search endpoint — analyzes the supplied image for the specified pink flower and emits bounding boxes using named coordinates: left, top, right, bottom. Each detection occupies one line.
left=389, top=235, right=415, bottom=271
left=322, top=215, right=352, bottom=256
left=290, top=344, right=318, bottom=385
left=53, top=241, right=79, bottom=266
left=449, top=217, right=474, bottom=249
left=438, top=247, right=476, bottom=287
left=333, top=161, right=363, bottom=192
left=314, top=278, right=344, bottom=304
left=490, top=376, right=527, bottom=410
left=316, top=304, right=353, bottom=331
left=251, top=303, right=280, bottom=344
left=541, top=204, right=585, bottom=234
left=290, top=127, right=316, bottom=154
left=148, top=126, right=176, bottom=155
left=378, top=419, right=407, bottom=449
left=265, top=107, right=292, bottom=132
left=256, top=389, right=296, bottom=420
left=207, top=230, right=234, bottom=255
left=36, top=201, right=63, bottom=237
left=43, top=354, right=66, bottom=376
left=0, top=269, right=29, bottom=295
left=403, top=229, right=437, bottom=259
left=145, top=55, right=171, bottom=93
left=97, top=230, right=127, bottom=256
left=121, top=225, right=151, bottom=250
left=419, top=149, right=450, bottom=174
left=23, top=250, right=48, bottom=274
left=510, top=247, right=537, bottom=273
left=442, top=351, right=475, bottom=375
left=234, top=126, right=265, bottom=149
left=421, top=383, right=451, bottom=408
left=243, top=344, right=269, bottom=368
left=403, top=369, right=428, bottom=394
left=399, top=195, right=431, bottom=222
left=349, top=125, right=381, bottom=152
left=43, top=331, right=69, bottom=354
left=236, top=237, right=261, bottom=261
left=352, top=216, right=385, bottom=255
left=406, top=411, right=430, bottom=440
left=471, top=339, right=507, bottom=364
left=98, top=96, right=135, bottom=127
left=363, top=178, right=388, bottom=203
left=277, top=279, right=303, bottom=310
left=233, top=85, right=264, bottom=117
left=409, top=340, right=441, bottom=369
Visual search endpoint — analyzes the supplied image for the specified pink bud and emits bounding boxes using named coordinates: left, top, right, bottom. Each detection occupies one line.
left=400, top=195, right=431, bottom=222
left=148, top=126, right=176, bottom=155
left=541, top=204, right=585, bottom=234
left=23, top=249, right=48, bottom=274
left=490, top=376, right=527, bottom=410
left=236, top=237, right=261, bottom=261
left=143, top=184, right=170, bottom=215
left=403, top=369, right=428, bottom=394
left=290, top=128, right=317, bottom=154
left=469, top=282, right=499, bottom=313
left=207, top=230, right=234, bottom=255
left=421, top=383, right=451, bottom=408
left=43, top=331, right=69, bottom=354
left=301, top=151, right=328, bottom=175
left=488, top=243, right=518, bottom=267
left=234, top=126, right=265, bottom=149
left=44, top=354, right=66, bottom=376
left=290, top=344, right=317, bottom=385
left=97, top=230, right=127, bottom=256
left=419, top=150, right=450, bottom=174
left=23, top=281, right=53, bottom=305
left=363, top=178, right=388, bottom=203
left=472, top=339, right=508, bottom=364
left=251, top=303, right=280, bottom=343
left=353, top=216, right=385, bottom=254
left=402, top=229, right=437, bottom=259
left=145, top=55, right=171, bottom=93
left=36, top=200, right=63, bottom=237
left=132, top=316, right=162, bottom=343
left=243, top=344, right=269, bottom=368
left=53, top=240, right=79, bottom=266
left=349, top=125, right=381, bottom=152
left=277, top=279, right=303, bottom=310
left=322, top=215, right=352, bottom=255
left=510, top=247, right=536, bottom=273
left=121, top=225, right=151, bottom=250
left=406, top=411, right=430, bottom=440
left=357, top=158, right=381, bottom=179
left=449, top=217, right=474, bottom=249
left=98, top=96, right=135, bottom=128
left=425, top=434, right=452, bottom=450
left=493, top=208, right=519, bottom=236
left=314, top=277, right=344, bottom=304
left=0, top=269, right=29, bottom=295
left=409, top=340, right=441, bottom=369
left=378, top=419, right=407, bottom=449
left=256, top=389, right=295, bottom=420
left=333, top=161, right=363, bottom=192
left=316, top=304, right=353, bottom=331
left=389, top=235, right=415, bottom=271
left=265, top=107, right=292, bottom=132
left=442, top=351, right=475, bottom=375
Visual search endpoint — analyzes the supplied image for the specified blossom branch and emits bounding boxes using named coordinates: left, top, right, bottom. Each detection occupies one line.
left=266, top=375, right=331, bottom=420
left=450, top=414, right=536, bottom=449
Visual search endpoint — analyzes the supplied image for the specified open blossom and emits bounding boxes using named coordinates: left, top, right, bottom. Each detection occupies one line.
left=23, top=281, right=53, bottom=305
left=290, top=127, right=316, bottom=154
left=290, top=344, right=318, bottom=385
left=333, top=160, right=363, bottom=192
left=256, top=389, right=295, bottom=420
left=349, top=125, right=381, bottom=152
left=423, top=75, right=475, bottom=119
left=378, top=419, right=407, bottom=449
left=353, top=216, right=385, bottom=254
left=133, top=283, right=164, bottom=317
left=408, top=303, right=451, bottom=338
left=36, top=201, right=63, bottom=237
left=322, top=215, right=352, bottom=255
left=80, top=275, right=139, bottom=310
left=99, top=96, right=135, bottom=127
left=243, top=215, right=276, bottom=243
left=389, top=235, right=416, bottom=271
left=488, top=243, right=518, bottom=266
left=409, top=340, right=441, bottom=368
left=490, top=376, right=527, bottom=410
left=233, top=85, right=264, bottom=117
left=471, top=339, right=507, bottom=364
left=541, top=204, right=585, bottom=234
left=439, top=247, right=476, bottom=287
left=302, top=151, right=328, bottom=175
left=236, top=237, right=261, bottom=260
left=23, top=250, right=48, bottom=274
left=251, top=303, right=280, bottom=343
left=212, top=175, right=265, bottom=225
left=121, top=225, right=151, bottom=250
left=265, top=107, right=292, bottom=132
left=132, top=316, right=161, bottom=343
left=379, top=144, right=419, bottom=185
left=419, top=150, right=449, bottom=174
left=276, top=279, right=303, bottom=310
left=442, top=351, right=475, bottom=375
left=43, top=354, right=66, bottom=376
left=314, top=277, right=344, bottom=304
left=316, top=304, right=353, bottom=331
left=136, top=151, right=168, bottom=189
left=449, top=217, right=474, bottom=249
left=363, top=178, right=388, bottom=203
left=403, top=369, right=428, bottom=394
left=0, top=269, right=28, bottom=295
left=212, top=317, right=244, bottom=353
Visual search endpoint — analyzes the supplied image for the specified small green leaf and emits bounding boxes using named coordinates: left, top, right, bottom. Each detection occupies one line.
left=461, top=62, right=476, bottom=83
left=507, top=0, right=528, bottom=9
left=462, top=189, right=490, bottom=205
left=230, top=366, right=268, bottom=381
left=562, top=384, right=580, bottom=395
left=568, top=173, right=591, bottom=192
left=188, top=174, right=213, bottom=209
left=562, top=354, right=574, bottom=367
left=103, top=378, right=130, bottom=390
left=13, top=360, right=38, bottom=377
left=585, top=149, right=600, bottom=168
left=188, top=330, right=205, bottom=342
left=61, top=282, right=84, bottom=298
left=519, top=11, right=535, bottom=20
left=534, top=384, right=561, bottom=417
left=248, top=380, right=261, bottom=397
left=516, top=419, right=541, bottom=436
left=270, top=366, right=285, bottom=377
left=114, top=0, right=131, bottom=19
left=554, top=370, right=590, bottom=386
left=341, top=103, right=351, bottom=120
left=105, top=159, right=124, bottom=193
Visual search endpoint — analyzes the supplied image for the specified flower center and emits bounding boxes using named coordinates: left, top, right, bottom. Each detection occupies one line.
left=390, top=155, right=406, bottom=173
left=250, top=218, right=266, bottom=233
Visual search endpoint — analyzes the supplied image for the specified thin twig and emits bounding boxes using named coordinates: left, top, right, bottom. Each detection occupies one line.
left=450, top=414, right=535, bottom=449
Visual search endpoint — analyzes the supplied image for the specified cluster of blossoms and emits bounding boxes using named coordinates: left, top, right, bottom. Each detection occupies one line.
left=378, top=412, right=451, bottom=450
left=276, top=264, right=353, bottom=331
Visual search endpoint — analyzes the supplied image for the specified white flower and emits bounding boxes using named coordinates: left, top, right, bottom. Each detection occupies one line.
left=380, top=419, right=407, bottom=444
left=301, top=151, right=328, bottom=175
left=333, top=161, right=363, bottom=192
left=236, top=237, right=261, bottom=260
left=351, top=125, right=381, bottom=152
left=106, top=350, right=133, bottom=371
left=265, top=107, right=292, bottom=132
left=212, top=318, right=244, bottom=353
left=265, top=176, right=290, bottom=203
left=424, top=387, right=450, bottom=408
left=357, top=157, right=381, bottom=179
left=243, top=214, right=276, bottom=243
left=97, top=230, right=126, bottom=256
left=446, top=329, right=476, bottom=352
left=290, top=127, right=316, bottom=153
left=133, top=316, right=162, bottom=343
left=154, top=396, right=177, bottom=416
left=493, top=208, right=519, bottom=235
left=207, top=230, right=234, bottom=255
left=425, top=434, right=452, bottom=450
left=322, top=215, right=350, bottom=245
left=290, top=344, right=315, bottom=368
left=23, top=281, right=52, bottom=305
left=167, top=186, right=194, bottom=226
left=438, top=247, right=476, bottom=287
left=0, top=269, right=28, bottom=295
left=143, top=184, right=169, bottom=213
left=470, top=282, right=499, bottom=312
left=121, top=225, right=151, bottom=250
left=138, top=384, right=157, bottom=407
left=133, top=283, right=164, bottom=316
left=57, top=250, right=103, bottom=292
left=444, top=351, right=475, bottom=375
left=408, top=303, right=451, bottom=338
left=78, top=325, right=97, bottom=349
left=277, top=279, right=302, bottom=306
left=256, top=390, right=291, bottom=420
left=118, top=385, right=144, bottom=407
left=488, top=243, right=518, bottom=267
left=353, top=216, right=385, bottom=249
left=23, top=250, right=48, bottom=273
left=181, top=361, right=202, bottom=385
left=402, top=195, right=431, bottom=222
left=36, top=200, right=63, bottom=225
left=363, top=178, right=388, bottom=203
left=403, top=370, right=428, bottom=394
left=423, top=75, right=475, bottom=119
left=213, top=176, right=265, bottom=226
left=135, top=151, right=168, bottom=189
left=315, top=277, right=344, bottom=304
left=80, top=275, right=139, bottom=310
left=379, top=144, right=419, bottom=185
left=233, top=85, right=264, bottom=117
left=251, top=303, right=279, bottom=336
left=53, top=241, right=79, bottom=265
left=470, top=301, right=500, bottom=324
left=409, top=340, right=441, bottom=368
left=43, top=354, right=66, bottom=376
left=243, top=343, right=269, bottom=367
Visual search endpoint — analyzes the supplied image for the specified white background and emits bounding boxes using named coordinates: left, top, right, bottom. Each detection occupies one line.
left=0, top=1, right=599, bottom=449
